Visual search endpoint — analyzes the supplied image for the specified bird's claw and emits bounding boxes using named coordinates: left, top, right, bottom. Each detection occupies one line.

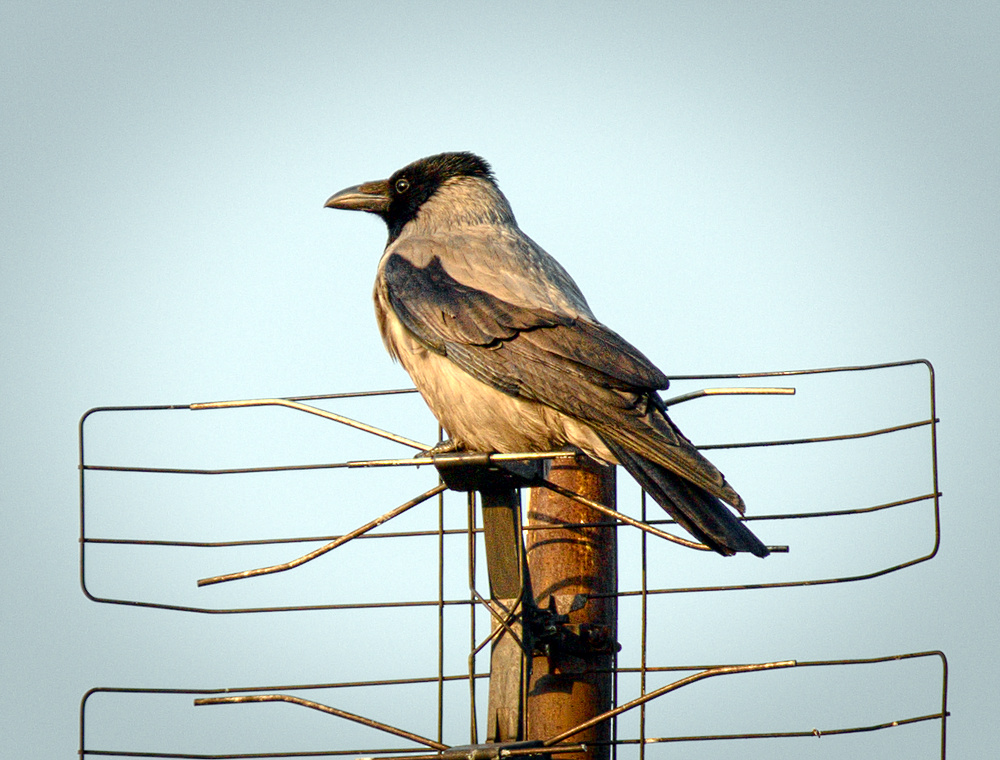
left=419, top=438, right=460, bottom=457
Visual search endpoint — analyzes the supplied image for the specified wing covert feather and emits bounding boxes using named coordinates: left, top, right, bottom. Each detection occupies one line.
left=382, top=252, right=669, bottom=390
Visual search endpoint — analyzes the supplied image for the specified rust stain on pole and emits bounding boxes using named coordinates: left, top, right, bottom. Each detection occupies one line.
left=525, top=455, right=617, bottom=760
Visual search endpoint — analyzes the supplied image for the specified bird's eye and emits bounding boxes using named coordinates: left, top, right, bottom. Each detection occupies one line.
left=395, top=178, right=410, bottom=193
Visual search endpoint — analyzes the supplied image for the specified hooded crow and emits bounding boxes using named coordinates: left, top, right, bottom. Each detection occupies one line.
left=325, top=152, right=768, bottom=557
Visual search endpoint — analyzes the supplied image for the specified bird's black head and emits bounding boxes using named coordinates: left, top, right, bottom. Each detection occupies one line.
left=325, top=152, right=495, bottom=243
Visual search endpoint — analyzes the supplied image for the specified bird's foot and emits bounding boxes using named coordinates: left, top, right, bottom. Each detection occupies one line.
left=419, top=438, right=461, bottom=457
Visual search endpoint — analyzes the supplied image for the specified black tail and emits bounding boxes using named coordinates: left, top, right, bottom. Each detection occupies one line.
left=603, top=439, right=769, bottom=558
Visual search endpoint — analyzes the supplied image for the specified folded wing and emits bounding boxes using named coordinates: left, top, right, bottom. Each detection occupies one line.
left=382, top=251, right=749, bottom=512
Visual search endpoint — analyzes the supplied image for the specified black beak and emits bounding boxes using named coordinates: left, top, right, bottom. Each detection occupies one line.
left=324, top=179, right=390, bottom=214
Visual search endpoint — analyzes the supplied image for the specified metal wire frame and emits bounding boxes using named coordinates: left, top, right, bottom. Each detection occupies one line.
left=78, top=358, right=940, bottom=612
left=79, top=650, right=948, bottom=759
left=634, top=482, right=947, bottom=757
left=78, top=359, right=944, bottom=757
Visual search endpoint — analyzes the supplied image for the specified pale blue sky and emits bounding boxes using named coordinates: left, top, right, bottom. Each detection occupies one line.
left=2, top=2, right=997, bottom=757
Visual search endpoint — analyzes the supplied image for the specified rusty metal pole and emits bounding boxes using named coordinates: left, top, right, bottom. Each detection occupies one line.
left=524, top=455, right=617, bottom=760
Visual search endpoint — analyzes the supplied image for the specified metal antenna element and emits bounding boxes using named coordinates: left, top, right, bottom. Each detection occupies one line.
left=81, top=651, right=949, bottom=759
left=195, top=694, right=450, bottom=750
left=79, top=360, right=946, bottom=757
left=196, top=484, right=447, bottom=586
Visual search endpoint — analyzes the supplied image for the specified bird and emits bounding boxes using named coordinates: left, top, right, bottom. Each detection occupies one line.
left=325, top=152, right=768, bottom=557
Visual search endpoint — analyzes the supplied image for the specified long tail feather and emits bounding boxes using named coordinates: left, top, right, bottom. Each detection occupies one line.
left=602, top=438, right=769, bottom=558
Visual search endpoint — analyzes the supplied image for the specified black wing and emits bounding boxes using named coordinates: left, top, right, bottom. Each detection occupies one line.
left=383, top=252, right=745, bottom=510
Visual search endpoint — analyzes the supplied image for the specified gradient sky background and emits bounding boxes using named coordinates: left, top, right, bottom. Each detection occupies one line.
left=2, top=2, right=997, bottom=758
